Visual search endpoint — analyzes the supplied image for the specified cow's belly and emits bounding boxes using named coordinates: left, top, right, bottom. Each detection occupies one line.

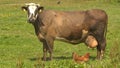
left=55, top=29, right=89, bottom=44
left=55, top=37, right=83, bottom=44
left=56, top=35, right=98, bottom=48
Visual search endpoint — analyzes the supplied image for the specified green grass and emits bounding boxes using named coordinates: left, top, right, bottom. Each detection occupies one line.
left=0, top=0, right=120, bottom=68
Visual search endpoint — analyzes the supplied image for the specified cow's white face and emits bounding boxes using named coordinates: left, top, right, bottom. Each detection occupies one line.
left=22, top=3, right=44, bottom=23
left=28, top=5, right=38, bottom=21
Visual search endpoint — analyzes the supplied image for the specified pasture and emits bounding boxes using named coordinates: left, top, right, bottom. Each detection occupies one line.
left=0, top=0, right=120, bottom=68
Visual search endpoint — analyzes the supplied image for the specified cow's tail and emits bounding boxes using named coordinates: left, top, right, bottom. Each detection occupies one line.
left=104, top=15, right=108, bottom=40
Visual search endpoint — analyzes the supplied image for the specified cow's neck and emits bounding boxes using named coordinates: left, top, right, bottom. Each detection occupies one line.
left=32, top=22, right=39, bottom=36
left=32, top=17, right=42, bottom=36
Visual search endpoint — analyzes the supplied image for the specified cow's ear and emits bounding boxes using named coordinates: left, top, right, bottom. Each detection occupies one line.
left=38, top=6, right=44, bottom=12
left=21, top=6, right=27, bottom=11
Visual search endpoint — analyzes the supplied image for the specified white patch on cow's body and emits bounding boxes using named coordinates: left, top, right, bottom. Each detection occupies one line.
left=81, top=29, right=88, bottom=39
left=82, top=30, right=88, bottom=35
left=56, top=37, right=66, bottom=41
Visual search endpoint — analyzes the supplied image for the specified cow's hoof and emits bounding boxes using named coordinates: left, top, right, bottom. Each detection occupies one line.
left=96, top=57, right=102, bottom=60
left=49, top=57, right=53, bottom=60
left=41, top=57, right=46, bottom=61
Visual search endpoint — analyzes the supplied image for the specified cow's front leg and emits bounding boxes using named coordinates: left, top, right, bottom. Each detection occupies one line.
left=45, top=37, right=54, bottom=60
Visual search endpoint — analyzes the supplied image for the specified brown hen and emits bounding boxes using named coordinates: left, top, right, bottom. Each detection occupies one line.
left=72, top=52, right=90, bottom=63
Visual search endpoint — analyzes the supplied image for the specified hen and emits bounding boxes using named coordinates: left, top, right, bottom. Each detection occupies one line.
left=72, top=52, right=90, bottom=63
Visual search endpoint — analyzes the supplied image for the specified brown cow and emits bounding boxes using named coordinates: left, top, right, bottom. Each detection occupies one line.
left=21, top=3, right=108, bottom=61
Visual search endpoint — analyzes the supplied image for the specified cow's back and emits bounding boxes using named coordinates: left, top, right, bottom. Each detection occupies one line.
left=86, top=9, right=108, bottom=22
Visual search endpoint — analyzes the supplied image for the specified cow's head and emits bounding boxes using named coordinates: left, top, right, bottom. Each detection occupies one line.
left=22, top=3, right=44, bottom=23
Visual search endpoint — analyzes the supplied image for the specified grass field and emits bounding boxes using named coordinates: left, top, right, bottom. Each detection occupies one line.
left=0, top=0, right=120, bottom=68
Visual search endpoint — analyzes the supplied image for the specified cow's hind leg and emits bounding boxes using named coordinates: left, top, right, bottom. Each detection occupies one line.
left=96, top=37, right=106, bottom=60
left=100, top=37, right=106, bottom=59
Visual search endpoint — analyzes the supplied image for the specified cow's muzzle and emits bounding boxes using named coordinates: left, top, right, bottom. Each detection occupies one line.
left=28, top=18, right=35, bottom=23
left=27, top=14, right=37, bottom=23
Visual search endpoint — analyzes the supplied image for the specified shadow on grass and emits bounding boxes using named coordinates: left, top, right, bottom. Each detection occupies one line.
left=28, top=55, right=96, bottom=61
left=29, top=57, right=51, bottom=61
left=90, top=56, right=96, bottom=60
left=53, top=56, right=72, bottom=60
left=29, top=58, right=39, bottom=61
left=28, top=56, right=72, bottom=61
